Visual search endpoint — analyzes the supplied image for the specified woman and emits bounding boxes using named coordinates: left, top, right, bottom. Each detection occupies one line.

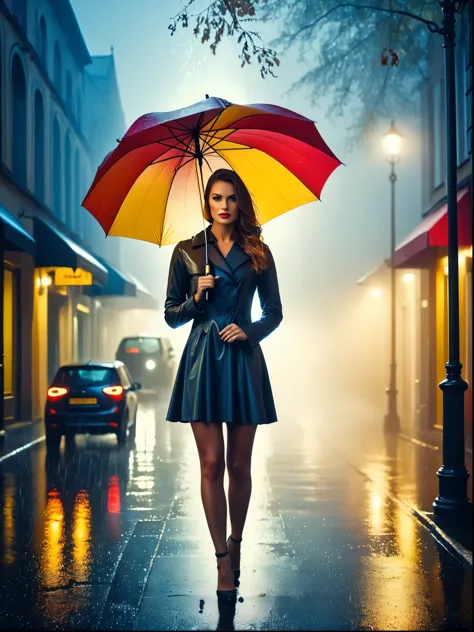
left=164, top=168, right=283, bottom=602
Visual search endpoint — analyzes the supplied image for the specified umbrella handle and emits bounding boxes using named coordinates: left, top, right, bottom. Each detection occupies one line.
left=205, top=263, right=210, bottom=301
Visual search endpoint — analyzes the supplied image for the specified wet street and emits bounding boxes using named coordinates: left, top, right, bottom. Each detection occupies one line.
left=0, top=395, right=472, bottom=631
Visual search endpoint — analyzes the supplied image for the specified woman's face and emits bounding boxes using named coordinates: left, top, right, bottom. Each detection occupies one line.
left=208, top=180, right=239, bottom=226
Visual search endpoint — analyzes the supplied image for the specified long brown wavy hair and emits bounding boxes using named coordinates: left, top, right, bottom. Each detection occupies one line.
left=203, top=169, right=268, bottom=274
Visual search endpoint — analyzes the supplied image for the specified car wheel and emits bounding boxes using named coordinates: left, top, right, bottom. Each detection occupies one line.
left=129, top=411, right=137, bottom=439
left=117, top=412, right=128, bottom=447
left=46, top=432, right=61, bottom=452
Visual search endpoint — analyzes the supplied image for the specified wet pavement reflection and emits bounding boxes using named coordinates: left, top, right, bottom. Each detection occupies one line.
left=0, top=395, right=472, bottom=630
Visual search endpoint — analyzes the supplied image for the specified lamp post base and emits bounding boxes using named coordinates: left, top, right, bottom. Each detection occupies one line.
left=384, top=409, right=400, bottom=434
left=384, top=379, right=400, bottom=434
left=433, top=365, right=470, bottom=517
left=433, top=464, right=472, bottom=516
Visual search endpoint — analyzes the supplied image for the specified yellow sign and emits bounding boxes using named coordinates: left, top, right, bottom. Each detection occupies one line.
left=55, top=268, right=93, bottom=286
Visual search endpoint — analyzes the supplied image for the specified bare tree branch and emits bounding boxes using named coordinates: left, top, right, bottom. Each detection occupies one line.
left=168, top=0, right=467, bottom=146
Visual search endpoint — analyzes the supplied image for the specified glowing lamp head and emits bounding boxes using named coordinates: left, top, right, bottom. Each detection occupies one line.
left=383, top=120, right=403, bottom=157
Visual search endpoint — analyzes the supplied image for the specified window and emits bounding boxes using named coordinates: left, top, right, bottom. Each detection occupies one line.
left=34, top=90, right=45, bottom=202
left=53, top=116, right=62, bottom=219
left=76, top=91, right=81, bottom=128
left=65, top=132, right=72, bottom=226
left=74, top=149, right=81, bottom=233
left=0, top=36, right=3, bottom=162
left=465, top=15, right=472, bottom=157
left=3, top=268, right=16, bottom=397
left=11, top=54, right=27, bottom=187
left=456, top=15, right=470, bottom=164
left=13, top=0, right=27, bottom=30
left=432, top=80, right=445, bottom=189
left=55, top=367, right=118, bottom=386
left=66, top=71, right=73, bottom=111
left=54, top=42, right=62, bottom=94
left=38, top=16, right=47, bottom=69
left=120, top=338, right=161, bottom=354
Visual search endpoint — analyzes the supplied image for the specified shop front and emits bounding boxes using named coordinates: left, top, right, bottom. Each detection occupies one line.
left=393, top=187, right=472, bottom=441
left=32, top=216, right=108, bottom=419
left=0, top=206, right=36, bottom=431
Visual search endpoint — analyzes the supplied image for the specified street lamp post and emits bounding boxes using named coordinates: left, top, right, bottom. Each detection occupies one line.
left=382, top=121, right=402, bottom=435
left=433, top=0, right=471, bottom=517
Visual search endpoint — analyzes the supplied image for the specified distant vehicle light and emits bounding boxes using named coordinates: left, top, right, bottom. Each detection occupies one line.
left=126, top=347, right=140, bottom=354
left=146, top=360, right=156, bottom=371
left=47, top=387, right=69, bottom=400
left=103, top=385, right=124, bottom=400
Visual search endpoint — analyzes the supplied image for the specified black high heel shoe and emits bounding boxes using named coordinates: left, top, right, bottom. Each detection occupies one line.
left=226, top=535, right=242, bottom=587
left=215, top=551, right=237, bottom=603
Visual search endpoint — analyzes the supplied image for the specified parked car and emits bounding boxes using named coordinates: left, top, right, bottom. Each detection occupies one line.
left=115, top=336, right=176, bottom=394
left=44, top=361, right=141, bottom=450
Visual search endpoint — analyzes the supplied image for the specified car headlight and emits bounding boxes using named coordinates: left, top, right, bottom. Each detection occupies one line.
left=145, top=360, right=156, bottom=371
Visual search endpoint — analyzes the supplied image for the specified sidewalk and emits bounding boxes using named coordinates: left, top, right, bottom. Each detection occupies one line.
left=0, top=415, right=471, bottom=569
left=133, top=420, right=472, bottom=630
left=0, top=419, right=44, bottom=464
left=315, top=421, right=473, bottom=568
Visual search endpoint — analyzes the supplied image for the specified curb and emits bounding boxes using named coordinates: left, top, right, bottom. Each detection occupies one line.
left=318, top=432, right=473, bottom=571
left=391, top=497, right=473, bottom=569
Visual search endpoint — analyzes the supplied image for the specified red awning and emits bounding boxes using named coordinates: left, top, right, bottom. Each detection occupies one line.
left=394, top=188, right=472, bottom=268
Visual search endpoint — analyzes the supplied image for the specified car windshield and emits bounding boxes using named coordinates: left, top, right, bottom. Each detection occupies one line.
left=55, top=368, right=118, bottom=386
left=121, top=338, right=160, bottom=354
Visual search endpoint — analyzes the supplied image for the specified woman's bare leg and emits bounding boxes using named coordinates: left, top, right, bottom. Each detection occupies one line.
left=190, top=421, right=234, bottom=591
left=226, top=424, right=258, bottom=570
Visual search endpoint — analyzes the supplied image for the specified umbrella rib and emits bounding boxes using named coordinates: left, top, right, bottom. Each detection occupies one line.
left=174, top=143, right=195, bottom=172
left=201, top=128, right=235, bottom=152
left=202, top=134, right=251, bottom=154
left=202, top=106, right=230, bottom=136
left=209, top=145, right=251, bottom=152
left=175, top=154, right=197, bottom=173
left=175, top=128, right=199, bottom=170
left=201, top=153, right=214, bottom=174
left=163, top=124, right=195, bottom=155
left=165, top=117, right=194, bottom=134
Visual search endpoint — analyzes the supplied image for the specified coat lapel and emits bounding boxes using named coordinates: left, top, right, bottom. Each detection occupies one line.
left=192, top=225, right=250, bottom=276
left=226, top=242, right=250, bottom=272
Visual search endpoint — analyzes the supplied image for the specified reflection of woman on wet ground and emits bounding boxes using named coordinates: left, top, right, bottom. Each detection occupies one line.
left=164, top=169, right=283, bottom=602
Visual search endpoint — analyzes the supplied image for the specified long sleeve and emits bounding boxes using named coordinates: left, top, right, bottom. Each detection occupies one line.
left=241, top=245, right=283, bottom=348
left=164, top=244, right=204, bottom=329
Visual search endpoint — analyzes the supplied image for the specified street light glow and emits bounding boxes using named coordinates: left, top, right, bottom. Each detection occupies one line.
left=403, top=273, right=415, bottom=283
left=370, top=288, right=382, bottom=298
left=383, top=120, right=403, bottom=157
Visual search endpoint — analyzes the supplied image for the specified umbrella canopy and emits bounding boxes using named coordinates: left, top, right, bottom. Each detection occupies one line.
left=82, top=96, right=342, bottom=246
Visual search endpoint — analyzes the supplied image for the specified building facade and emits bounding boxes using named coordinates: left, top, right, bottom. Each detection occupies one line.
left=357, top=7, right=472, bottom=448
left=0, top=0, right=157, bottom=430
left=393, top=6, right=472, bottom=444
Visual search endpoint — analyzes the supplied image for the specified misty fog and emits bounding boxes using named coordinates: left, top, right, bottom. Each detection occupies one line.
left=72, top=0, right=424, bottom=438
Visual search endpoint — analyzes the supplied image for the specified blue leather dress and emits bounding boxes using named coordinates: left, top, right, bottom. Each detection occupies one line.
left=164, top=224, right=283, bottom=424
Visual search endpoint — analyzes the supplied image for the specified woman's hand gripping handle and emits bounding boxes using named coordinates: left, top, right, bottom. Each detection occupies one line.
left=194, top=265, right=220, bottom=303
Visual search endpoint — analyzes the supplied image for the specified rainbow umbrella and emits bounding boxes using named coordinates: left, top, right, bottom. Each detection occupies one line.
left=82, top=96, right=341, bottom=257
